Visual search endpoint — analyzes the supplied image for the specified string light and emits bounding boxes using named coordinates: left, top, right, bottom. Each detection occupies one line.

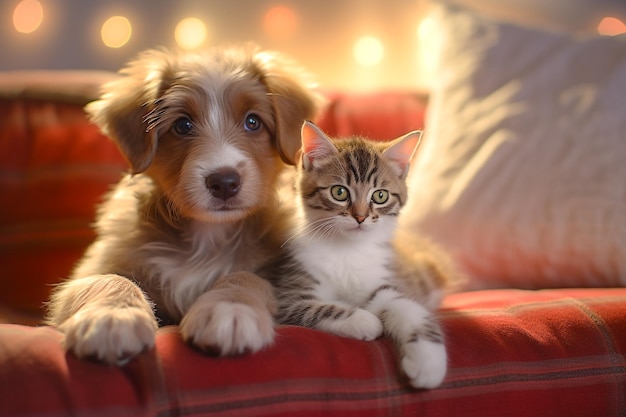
left=6, top=2, right=426, bottom=91
left=13, top=0, right=43, bottom=34
left=597, top=16, right=626, bottom=36
left=101, top=16, right=132, bottom=48
left=175, top=18, right=208, bottom=50
left=263, top=5, right=298, bottom=38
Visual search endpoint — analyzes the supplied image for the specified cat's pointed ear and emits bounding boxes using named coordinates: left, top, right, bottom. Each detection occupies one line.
left=300, top=121, right=338, bottom=169
left=383, top=130, right=423, bottom=179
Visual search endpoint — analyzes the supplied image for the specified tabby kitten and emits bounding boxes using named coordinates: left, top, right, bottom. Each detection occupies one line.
left=262, top=121, right=459, bottom=389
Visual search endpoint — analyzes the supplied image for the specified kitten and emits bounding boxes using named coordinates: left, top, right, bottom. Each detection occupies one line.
left=261, top=121, right=460, bottom=389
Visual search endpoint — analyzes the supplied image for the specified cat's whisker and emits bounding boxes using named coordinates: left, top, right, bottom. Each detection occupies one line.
left=308, top=221, right=335, bottom=243
left=281, top=217, right=333, bottom=247
left=302, top=220, right=336, bottom=243
left=300, top=218, right=339, bottom=242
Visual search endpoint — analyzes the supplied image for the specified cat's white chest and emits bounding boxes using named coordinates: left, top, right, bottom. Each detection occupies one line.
left=294, top=235, right=392, bottom=306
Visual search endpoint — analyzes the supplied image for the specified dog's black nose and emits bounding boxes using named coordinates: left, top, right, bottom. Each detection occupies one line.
left=206, top=170, right=241, bottom=201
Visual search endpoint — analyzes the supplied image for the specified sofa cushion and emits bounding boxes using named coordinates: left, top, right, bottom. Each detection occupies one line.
left=403, top=1, right=626, bottom=289
left=1, top=288, right=625, bottom=416
left=316, top=91, right=428, bottom=141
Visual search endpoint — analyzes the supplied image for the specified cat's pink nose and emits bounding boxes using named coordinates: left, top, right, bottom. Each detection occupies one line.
left=355, top=215, right=366, bottom=224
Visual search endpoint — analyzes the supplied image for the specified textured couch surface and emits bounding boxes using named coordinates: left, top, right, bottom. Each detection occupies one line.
left=1, top=71, right=625, bottom=417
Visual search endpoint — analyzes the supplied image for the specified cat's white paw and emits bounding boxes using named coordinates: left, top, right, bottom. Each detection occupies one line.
left=401, top=339, right=447, bottom=389
left=60, top=305, right=157, bottom=365
left=324, top=308, right=383, bottom=341
left=181, top=300, right=275, bottom=355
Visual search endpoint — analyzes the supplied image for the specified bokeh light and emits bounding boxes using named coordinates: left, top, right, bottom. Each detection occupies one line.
left=417, top=16, right=436, bottom=42
left=353, top=36, right=384, bottom=67
left=13, top=0, right=43, bottom=34
left=597, top=16, right=626, bottom=36
left=416, top=16, right=439, bottom=83
left=263, top=5, right=298, bottom=38
left=175, top=17, right=208, bottom=50
left=101, top=16, right=132, bottom=48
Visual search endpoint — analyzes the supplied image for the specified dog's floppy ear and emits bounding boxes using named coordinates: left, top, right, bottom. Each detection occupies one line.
left=86, top=49, right=176, bottom=174
left=254, top=51, right=324, bottom=165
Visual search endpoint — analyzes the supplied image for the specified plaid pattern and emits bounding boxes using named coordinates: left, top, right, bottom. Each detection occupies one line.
left=1, top=72, right=624, bottom=416
left=0, top=74, right=127, bottom=313
left=1, top=288, right=624, bottom=416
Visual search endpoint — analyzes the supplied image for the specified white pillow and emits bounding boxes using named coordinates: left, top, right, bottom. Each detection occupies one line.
left=402, top=1, right=626, bottom=289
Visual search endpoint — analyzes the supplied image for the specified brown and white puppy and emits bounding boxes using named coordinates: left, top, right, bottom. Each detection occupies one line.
left=44, top=45, right=321, bottom=364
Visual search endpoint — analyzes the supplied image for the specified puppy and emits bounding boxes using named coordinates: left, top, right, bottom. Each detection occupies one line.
left=44, top=45, right=321, bottom=364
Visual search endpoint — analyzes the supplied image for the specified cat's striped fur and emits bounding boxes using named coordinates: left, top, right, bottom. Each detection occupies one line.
left=261, top=122, right=461, bottom=389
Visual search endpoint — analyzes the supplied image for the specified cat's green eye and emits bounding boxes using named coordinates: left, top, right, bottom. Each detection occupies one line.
left=371, top=189, right=389, bottom=204
left=330, top=185, right=349, bottom=201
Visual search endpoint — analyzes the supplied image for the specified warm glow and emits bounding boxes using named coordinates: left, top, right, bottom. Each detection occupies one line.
left=417, top=16, right=436, bottom=42
left=263, top=5, right=298, bottom=38
left=13, top=0, right=43, bottom=34
left=597, top=16, right=626, bottom=36
left=417, top=16, right=439, bottom=83
left=175, top=18, right=208, bottom=50
left=353, top=36, right=384, bottom=67
left=101, top=16, right=132, bottom=48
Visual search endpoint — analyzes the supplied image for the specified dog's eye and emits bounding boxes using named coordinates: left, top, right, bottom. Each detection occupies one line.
left=244, top=113, right=262, bottom=132
left=173, top=117, right=193, bottom=136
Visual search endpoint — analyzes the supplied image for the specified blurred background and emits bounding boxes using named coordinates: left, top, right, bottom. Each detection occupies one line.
left=3, top=0, right=626, bottom=91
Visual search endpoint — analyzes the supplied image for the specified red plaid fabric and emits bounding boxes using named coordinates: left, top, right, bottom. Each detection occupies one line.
left=0, top=73, right=127, bottom=313
left=1, top=288, right=624, bottom=416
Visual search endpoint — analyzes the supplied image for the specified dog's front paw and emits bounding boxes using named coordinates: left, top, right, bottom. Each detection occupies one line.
left=60, top=305, right=157, bottom=365
left=181, top=299, right=275, bottom=356
left=401, top=339, right=447, bottom=389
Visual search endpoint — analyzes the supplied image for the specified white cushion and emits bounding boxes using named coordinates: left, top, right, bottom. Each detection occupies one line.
left=402, top=1, right=626, bottom=289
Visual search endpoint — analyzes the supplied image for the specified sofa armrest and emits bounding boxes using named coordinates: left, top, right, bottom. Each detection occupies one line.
left=1, top=289, right=625, bottom=416
left=0, top=71, right=116, bottom=104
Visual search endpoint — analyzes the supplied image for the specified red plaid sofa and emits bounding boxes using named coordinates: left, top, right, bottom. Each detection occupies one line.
left=1, top=72, right=625, bottom=417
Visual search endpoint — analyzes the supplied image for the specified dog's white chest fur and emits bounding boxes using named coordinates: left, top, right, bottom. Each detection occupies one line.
left=294, top=232, right=393, bottom=306
left=142, top=221, right=242, bottom=314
